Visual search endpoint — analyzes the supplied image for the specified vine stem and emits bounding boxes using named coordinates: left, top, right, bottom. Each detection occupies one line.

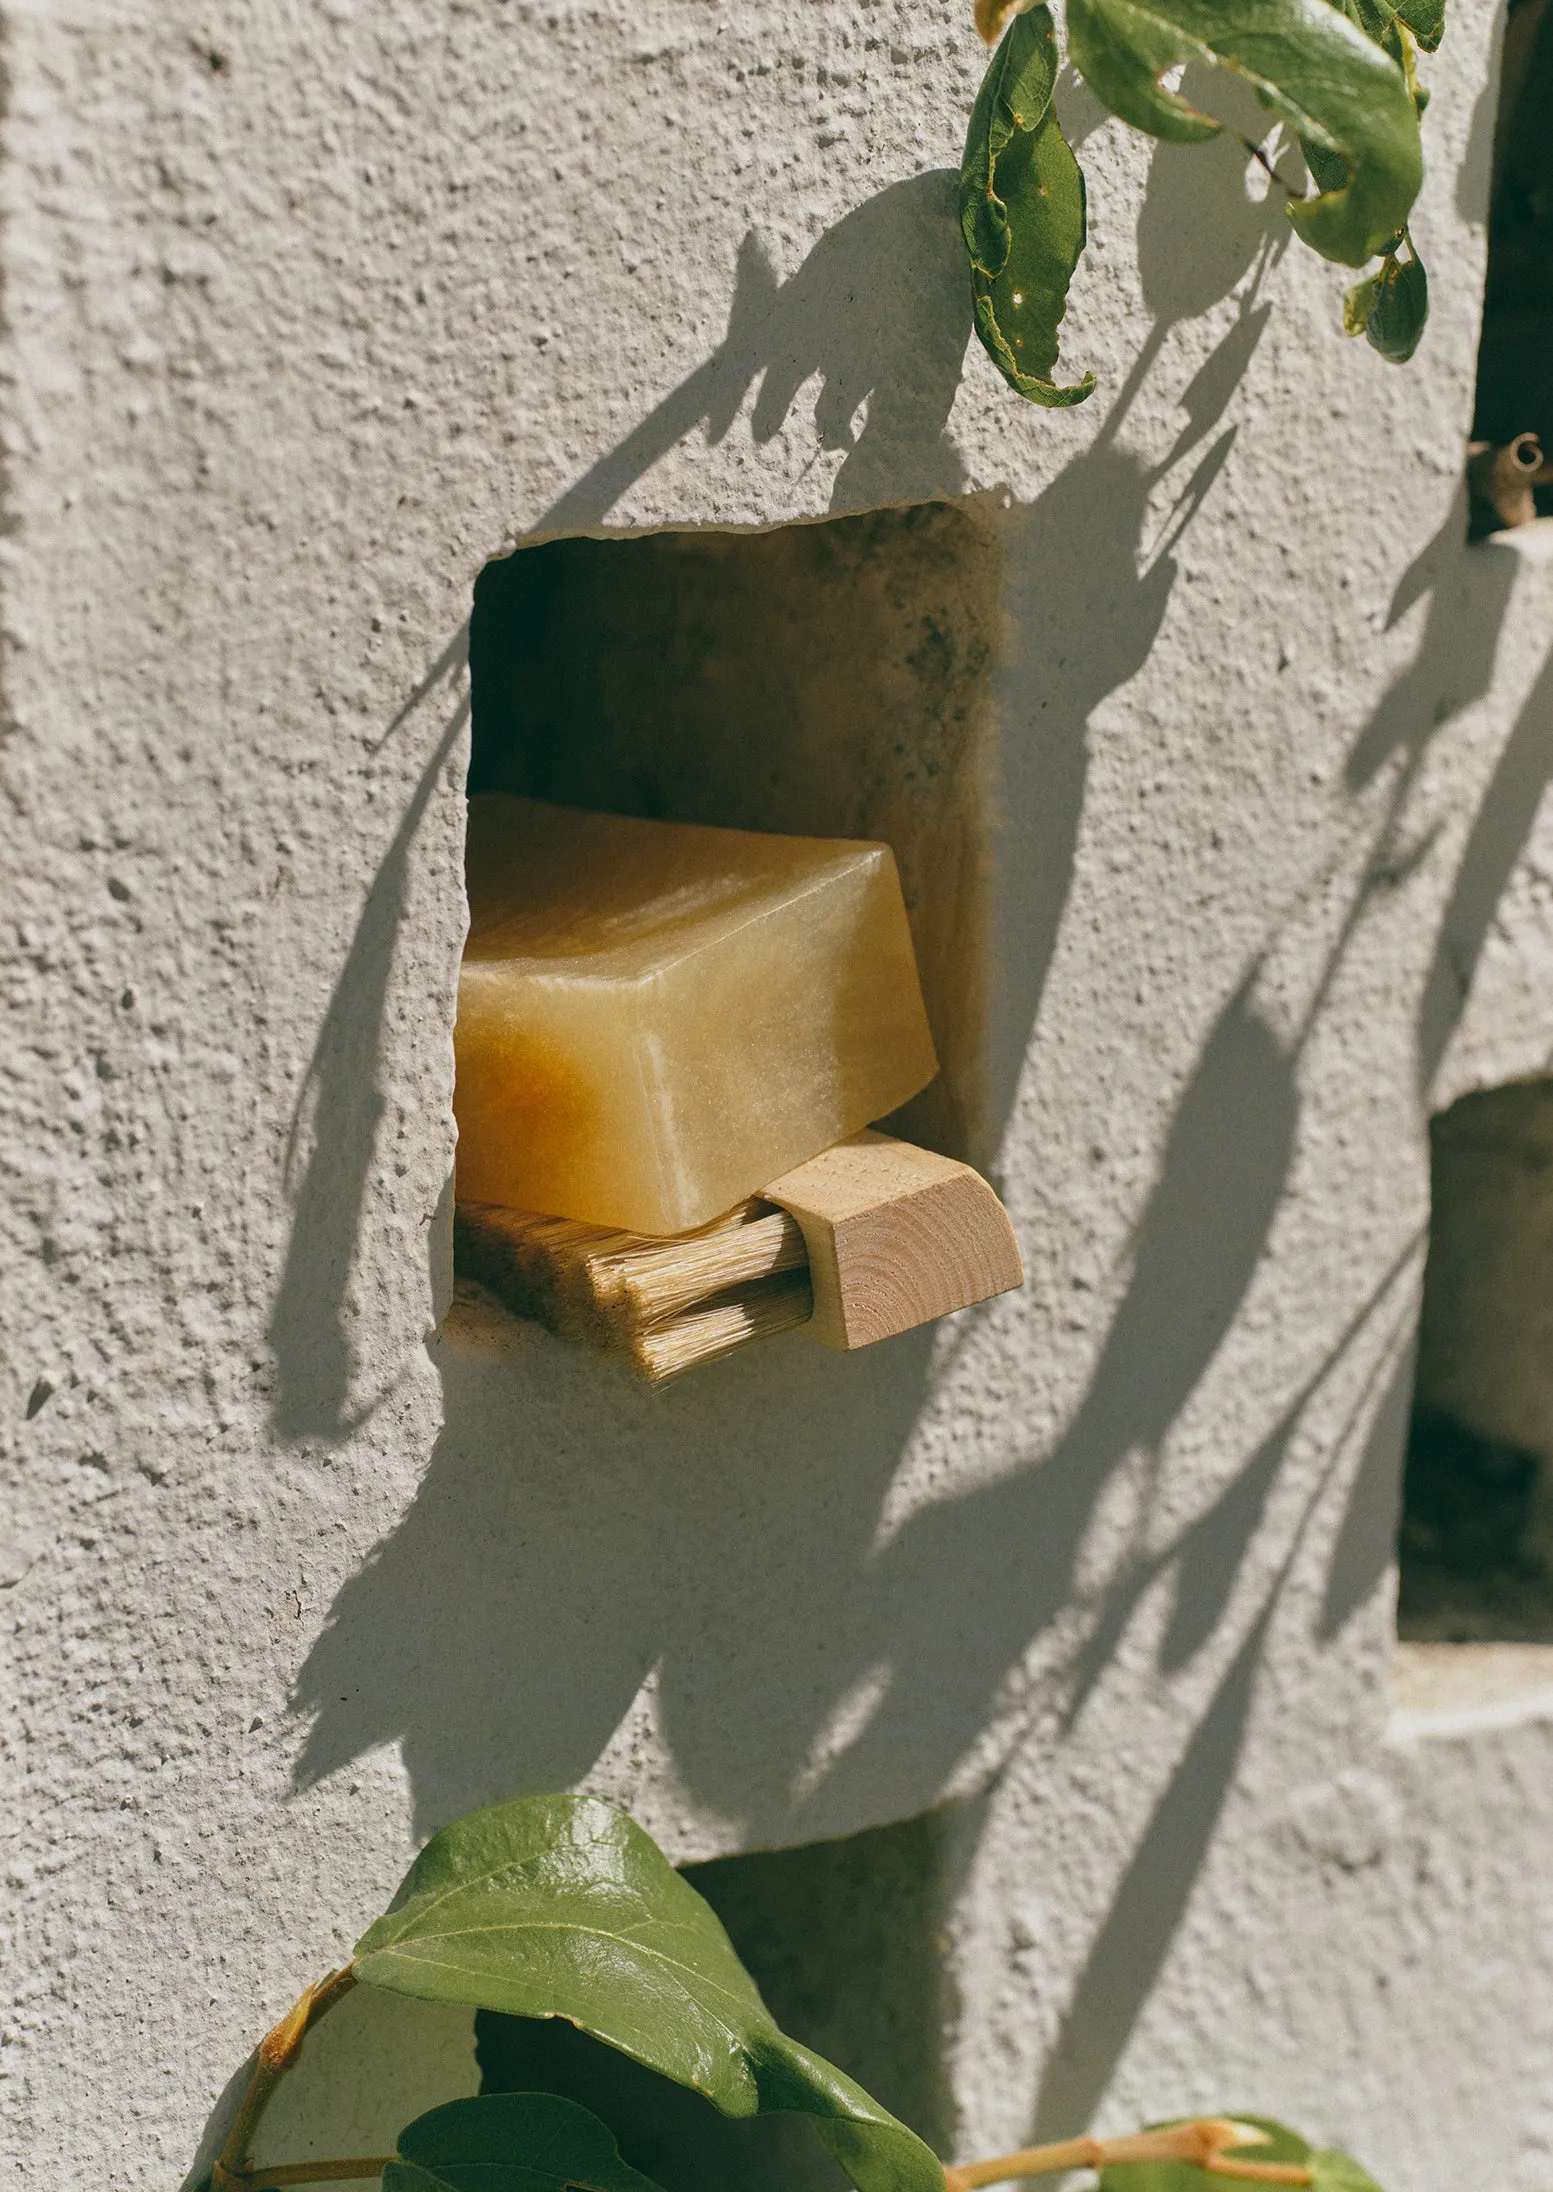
left=216, top=2019, right=1310, bottom=2192
left=241, top=2163, right=394, bottom=2188
left=1236, top=134, right=1311, bottom=201
left=212, top=1965, right=359, bottom=2191
left=232, top=2121, right=1315, bottom=2192
left=943, top=2118, right=1314, bottom=2192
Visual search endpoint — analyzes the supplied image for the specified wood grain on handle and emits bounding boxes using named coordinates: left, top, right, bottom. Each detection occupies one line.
left=762, top=1130, right=1024, bottom=1350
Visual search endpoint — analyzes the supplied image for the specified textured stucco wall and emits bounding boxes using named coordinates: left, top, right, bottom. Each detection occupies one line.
left=4, top=0, right=1553, bottom=2187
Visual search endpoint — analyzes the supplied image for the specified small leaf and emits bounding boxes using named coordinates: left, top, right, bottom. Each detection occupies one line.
left=1342, top=269, right=1380, bottom=335
left=959, top=8, right=1096, bottom=406
left=1310, top=2147, right=1389, bottom=2192
left=1100, top=2117, right=1390, bottom=2192
left=1392, top=0, right=1445, bottom=51
left=1101, top=2117, right=1312, bottom=2192
left=1325, top=0, right=1430, bottom=111
left=1363, top=247, right=1428, bottom=361
left=353, top=1794, right=944, bottom=2192
left=1064, top=0, right=1423, bottom=265
left=384, top=2092, right=668, bottom=2192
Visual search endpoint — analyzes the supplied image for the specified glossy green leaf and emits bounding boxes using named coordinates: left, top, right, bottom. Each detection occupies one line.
left=1064, top=0, right=1423, bottom=264
left=353, top=1794, right=944, bottom=2192
left=1099, top=2117, right=1388, bottom=2192
left=1344, top=246, right=1428, bottom=360
left=960, top=8, right=1096, bottom=406
left=384, top=2093, right=669, bottom=2192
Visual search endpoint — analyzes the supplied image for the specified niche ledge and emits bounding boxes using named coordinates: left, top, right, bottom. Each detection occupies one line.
left=1390, top=1640, right=1553, bottom=1735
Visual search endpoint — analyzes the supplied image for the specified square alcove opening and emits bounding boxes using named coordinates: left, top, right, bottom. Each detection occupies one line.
left=474, top=1812, right=951, bottom=2192
left=1397, top=1079, right=1553, bottom=1643
left=463, top=500, right=1000, bottom=1189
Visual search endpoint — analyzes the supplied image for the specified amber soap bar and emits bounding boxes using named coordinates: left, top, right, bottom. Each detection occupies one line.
left=455, top=794, right=938, bottom=1236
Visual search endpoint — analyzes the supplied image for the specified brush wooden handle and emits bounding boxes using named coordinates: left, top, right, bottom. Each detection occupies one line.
left=762, top=1131, right=1024, bottom=1350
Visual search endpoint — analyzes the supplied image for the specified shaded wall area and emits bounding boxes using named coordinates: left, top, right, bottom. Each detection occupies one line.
left=1400, top=1078, right=1553, bottom=1639
left=1472, top=0, right=1553, bottom=467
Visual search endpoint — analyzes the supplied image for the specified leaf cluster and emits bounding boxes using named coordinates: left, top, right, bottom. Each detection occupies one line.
left=212, top=1795, right=1395, bottom=2192
left=226, top=1793, right=944, bottom=2192
left=959, top=0, right=1444, bottom=402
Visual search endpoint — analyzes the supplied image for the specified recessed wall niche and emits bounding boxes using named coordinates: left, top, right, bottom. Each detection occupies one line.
left=1398, top=1079, right=1553, bottom=1645
left=474, top=1813, right=951, bottom=2192
left=466, top=502, right=1000, bottom=1166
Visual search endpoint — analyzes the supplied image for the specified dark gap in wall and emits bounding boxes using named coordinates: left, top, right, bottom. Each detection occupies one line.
left=1397, top=1079, right=1553, bottom=1640
left=465, top=503, right=999, bottom=1168
left=474, top=1810, right=952, bottom=2192
left=1469, top=0, right=1553, bottom=531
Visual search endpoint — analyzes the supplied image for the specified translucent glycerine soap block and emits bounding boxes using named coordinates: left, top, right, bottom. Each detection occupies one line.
left=455, top=793, right=938, bottom=1236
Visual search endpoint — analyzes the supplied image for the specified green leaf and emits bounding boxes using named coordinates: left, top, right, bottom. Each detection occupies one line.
left=1323, top=0, right=1431, bottom=110
left=384, top=2093, right=670, bottom=2192
left=353, top=1794, right=944, bottom=2192
left=959, top=8, right=1096, bottom=407
left=1100, top=2116, right=1310, bottom=2192
left=1342, top=268, right=1381, bottom=335
left=1064, top=0, right=1423, bottom=264
left=1099, top=2118, right=1389, bottom=2192
left=1310, top=2146, right=1389, bottom=2192
left=1392, top=0, right=1444, bottom=52
left=1346, top=246, right=1428, bottom=360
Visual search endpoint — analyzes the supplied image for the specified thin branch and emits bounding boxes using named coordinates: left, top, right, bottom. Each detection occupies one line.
left=212, top=1967, right=360, bottom=2190
left=1236, top=133, right=1312, bottom=201
left=945, top=2118, right=1314, bottom=2192
left=236, top=2161, right=394, bottom=2188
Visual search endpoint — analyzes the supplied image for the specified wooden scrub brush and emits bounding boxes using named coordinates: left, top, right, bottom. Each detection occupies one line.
left=455, top=1130, right=1024, bottom=1384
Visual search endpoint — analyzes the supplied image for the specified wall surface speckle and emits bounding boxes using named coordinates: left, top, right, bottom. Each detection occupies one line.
left=3, top=0, right=1552, bottom=2186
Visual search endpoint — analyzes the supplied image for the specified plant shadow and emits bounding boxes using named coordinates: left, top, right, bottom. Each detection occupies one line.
left=283, top=148, right=1273, bottom=1859
left=253, top=124, right=1553, bottom=2173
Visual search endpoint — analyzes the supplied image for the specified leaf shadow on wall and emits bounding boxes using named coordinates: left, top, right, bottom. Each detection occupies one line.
left=988, top=125, right=1285, bottom=1124
left=540, top=168, right=973, bottom=525
left=266, top=639, right=469, bottom=1443
left=287, top=144, right=1286, bottom=1866
left=1025, top=514, right=1543, bottom=2140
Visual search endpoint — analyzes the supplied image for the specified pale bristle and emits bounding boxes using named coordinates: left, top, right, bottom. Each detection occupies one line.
left=590, top=1208, right=807, bottom=1325
left=630, top=1273, right=815, bottom=1382
left=455, top=1198, right=815, bottom=1381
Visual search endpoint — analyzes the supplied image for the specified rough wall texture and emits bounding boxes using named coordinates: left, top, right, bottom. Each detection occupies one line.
left=3, top=0, right=1553, bottom=2189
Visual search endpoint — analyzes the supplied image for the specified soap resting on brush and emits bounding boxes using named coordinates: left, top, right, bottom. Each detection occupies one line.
left=455, top=794, right=938, bottom=1236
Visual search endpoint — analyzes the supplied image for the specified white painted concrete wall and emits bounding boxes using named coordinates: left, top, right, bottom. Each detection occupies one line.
left=3, top=0, right=1552, bottom=2186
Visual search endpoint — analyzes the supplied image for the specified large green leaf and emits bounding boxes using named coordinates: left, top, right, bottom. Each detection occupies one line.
left=1064, top=0, right=1423, bottom=264
left=385, top=2093, right=669, bottom=2192
left=960, top=8, right=1096, bottom=406
left=353, top=1794, right=944, bottom=2192
left=1099, top=2117, right=1388, bottom=2192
